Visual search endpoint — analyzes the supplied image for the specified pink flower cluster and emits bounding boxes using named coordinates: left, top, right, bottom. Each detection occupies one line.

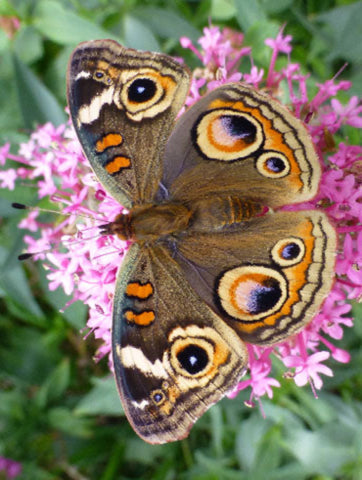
left=0, top=457, right=22, bottom=479
left=1, top=26, right=361, bottom=405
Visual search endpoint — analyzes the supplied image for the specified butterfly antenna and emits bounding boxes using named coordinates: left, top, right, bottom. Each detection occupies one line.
left=12, top=203, right=119, bottom=261
left=11, top=202, right=108, bottom=223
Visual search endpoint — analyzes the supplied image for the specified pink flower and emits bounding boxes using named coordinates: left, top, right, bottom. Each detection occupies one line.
left=331, top=96, right=362, bottom=127
left=243, top=66, right=264, bottom=88
left=0, top=457, right=22, bottom=479
left=284, top=350, right=333, bottom=390
left=265, top=28, right=292, bottom=54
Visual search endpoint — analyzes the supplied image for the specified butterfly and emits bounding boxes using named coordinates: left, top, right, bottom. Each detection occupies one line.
left=67, top=39, right=336, bottom=444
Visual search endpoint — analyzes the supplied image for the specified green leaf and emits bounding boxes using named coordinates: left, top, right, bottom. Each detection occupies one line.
left=244, top=20, right=280, bottom=66
left=123, top=14, right=160, bottom=51
left=260, top=0, right=293, bottom=14
left=33, top=0, right=116, bottom=45
left=48, top=407, right=94, bottom=438
left=0, top=244, right=44, bottom=318
left=35, top=358, right=71, bottom=408
left=235, top=0, right=267, bottom=32
left=286, top=428, right=353, bottom=476
left=133, top=7, right=200, bottom=42
left=235, top=413, right=273, bottom=471
left=211, top=0, right=237, bottom=20
left=317, top=1, right=362, bottom=63
left=75, top=376, right=124, bottom=416
left=13, top=25, right=43, bottom=64
left=12, top=54, right=66, bottom=128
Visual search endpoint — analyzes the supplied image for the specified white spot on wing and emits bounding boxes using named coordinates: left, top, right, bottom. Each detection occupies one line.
left=77, top=87, right=115, bottom=125
left=75, top=71, right=91, bottom=80
left=118, top=345, right=168, bottom=379
left=131, top=399, right=149, bottom=410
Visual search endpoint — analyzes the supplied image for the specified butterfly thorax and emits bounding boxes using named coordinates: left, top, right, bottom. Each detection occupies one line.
left=104, top=195, right=261, bottom=242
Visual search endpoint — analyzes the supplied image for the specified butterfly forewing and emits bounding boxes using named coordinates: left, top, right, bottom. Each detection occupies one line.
left=67, top=39, right=190, bottom=207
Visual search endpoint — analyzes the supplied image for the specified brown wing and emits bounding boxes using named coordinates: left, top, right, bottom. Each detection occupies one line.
left=160, top=83, right=320, bottom=208
left=112, top=243, right=248, bottom=444
left=67, top=39, right=190, bottom=208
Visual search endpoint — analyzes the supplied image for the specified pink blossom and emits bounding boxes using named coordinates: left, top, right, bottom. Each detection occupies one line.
left=284, top=350, right=333, bottom=390
left=331, top=96, right=362, bottom=127
left=0, top=457, right=22, bottom=479
left=0, top=143, right=10, bottom=165
left=265, top=26, right=292, bottom=54
left=0, top=168, right=16, bottom=189
left=265, top=26, right=292, bottom=87
left=243, top=66, right=264, bottom=88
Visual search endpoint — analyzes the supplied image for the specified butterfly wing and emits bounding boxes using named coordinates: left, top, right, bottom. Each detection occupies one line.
left=159, top=83, right=320, bottom=207
left=67, top=39, right=190, bottom=207
left=171, top=210, right=336, bottom=345
left=112, top=243, right=248, bottom=444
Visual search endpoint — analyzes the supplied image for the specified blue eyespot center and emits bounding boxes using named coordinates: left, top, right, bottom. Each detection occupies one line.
left=220, top=115, right=257, bottom=143
left=266, top=156, right=286, bottom=172
left=247, top=278, right=282, bottom=314
left=153, top=392, right=163, bottom=403
left=281, top=242, right=301, bottom=260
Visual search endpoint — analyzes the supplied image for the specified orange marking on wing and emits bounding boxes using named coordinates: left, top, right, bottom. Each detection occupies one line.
left=124, top=310, right=155, bottom=326
left=235, top=218, right=315, bottom=335
left=96, top=133, right=123, bottom=152
left=105, top=156, right=131, bottom=174
left=126, top=282, right=153, bottom=299
left=207, top=116, right=251, bottom=153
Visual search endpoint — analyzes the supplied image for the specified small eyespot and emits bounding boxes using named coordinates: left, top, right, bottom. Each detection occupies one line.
left=256, top=151, right=290, bottom=178
left=271, top=237, right=305, bottom=267
left=95, top=71, right=104, bottom=79
left=128, top=78, right=157, bottom=103
left=151, top=390, right=165, bottom=405
left=176, top=344, right=209, bottom=375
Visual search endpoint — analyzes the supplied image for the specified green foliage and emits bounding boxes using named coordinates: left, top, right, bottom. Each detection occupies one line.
left=0, top=0, right=362, bottom=478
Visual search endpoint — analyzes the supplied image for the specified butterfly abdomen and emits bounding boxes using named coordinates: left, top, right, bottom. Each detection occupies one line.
left=188, top=195, right=262, bottom=232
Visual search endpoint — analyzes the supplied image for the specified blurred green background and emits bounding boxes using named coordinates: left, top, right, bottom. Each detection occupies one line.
left=1, top=0, right=362, bottom=479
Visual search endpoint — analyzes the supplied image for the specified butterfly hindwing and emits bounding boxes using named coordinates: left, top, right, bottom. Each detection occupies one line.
left=112, top=243, right=248, bottom=444
left=173, top=210, right=336, bottom=344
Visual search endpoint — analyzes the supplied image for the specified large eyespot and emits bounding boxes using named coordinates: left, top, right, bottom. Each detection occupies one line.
left=170, top=337, right=213, bottom=378
left=256, top=151, right=290, bottom=178
left=271, top=237, right=305, bottom=267
left=192, top=108, right=264, bottom=161
left=127, top=78, right=157, bottom=103
left=176, top=344, right=209, bottom=375
left=218, top=266, right=288, bottom=321
left=118, top=69, right=178, bottom=121
left=165, top=325, right=231, bottom=385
